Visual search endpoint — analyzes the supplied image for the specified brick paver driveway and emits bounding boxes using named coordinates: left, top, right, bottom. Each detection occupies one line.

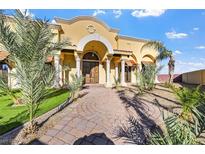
left=36, top=85, right=130, bottom=145
left=34, top=85, right=163, bottom=145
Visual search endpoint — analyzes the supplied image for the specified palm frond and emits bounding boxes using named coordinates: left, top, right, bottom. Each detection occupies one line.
left=142, top=41, right=173, bottom=61
left=0, top=9, right=68, bottom=125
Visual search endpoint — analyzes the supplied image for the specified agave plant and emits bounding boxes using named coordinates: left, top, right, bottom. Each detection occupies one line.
left=0, top=10, right=67, bottom=132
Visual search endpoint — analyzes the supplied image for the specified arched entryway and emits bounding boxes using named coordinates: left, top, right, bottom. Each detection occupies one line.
left=82, top=52, right=99, bottom=84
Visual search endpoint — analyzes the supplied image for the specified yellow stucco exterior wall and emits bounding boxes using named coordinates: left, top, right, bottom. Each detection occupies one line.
left=182, top=70, right=205, bottom=85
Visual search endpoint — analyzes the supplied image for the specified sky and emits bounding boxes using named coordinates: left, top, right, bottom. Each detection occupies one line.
left=4, top=9, right=205, bottom=74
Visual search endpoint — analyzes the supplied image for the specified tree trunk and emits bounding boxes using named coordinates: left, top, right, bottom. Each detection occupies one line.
left=168, top=58, right=175, bottom=84
left=168, top=71, right=174, bottom=84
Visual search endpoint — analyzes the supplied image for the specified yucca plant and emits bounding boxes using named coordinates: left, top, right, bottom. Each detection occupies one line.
left=68, top=74, right=84, bottom=100
left=0, top=10, right=67, bottom=133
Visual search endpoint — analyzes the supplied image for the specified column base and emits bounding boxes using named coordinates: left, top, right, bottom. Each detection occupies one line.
left=154, top=76, right=160, bottom=84
left=121, top=82, right=127, bottom=87
left=104, top=82, right=113, bottom=88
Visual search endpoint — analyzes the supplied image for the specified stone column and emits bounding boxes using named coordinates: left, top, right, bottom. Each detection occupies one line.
left=54, top=54, right=61, bottom=88
left=76, top=56, right=81, bottom=78
left=7, top=66, right=11, bottom=88
left=59, top=60, right=63, bottom=86
left=136, top=63, right=141, bottom=85
left=121, top=59, right=127, bottom=86
left=115, top=63, right=119, bottom=81
left=105, top=58, right=112, bottom=87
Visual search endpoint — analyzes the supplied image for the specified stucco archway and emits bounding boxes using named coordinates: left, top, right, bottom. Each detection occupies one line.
left=77, top=33, right=114, bottom=54
left=142, top=54, right=156, bottom=64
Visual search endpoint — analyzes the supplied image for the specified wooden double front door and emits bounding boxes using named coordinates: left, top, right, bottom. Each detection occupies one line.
left=82, top=61, right=99, bottom=84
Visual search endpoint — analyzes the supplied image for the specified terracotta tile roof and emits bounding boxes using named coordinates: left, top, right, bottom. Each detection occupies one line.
left=126, top=60, right=136, bottom=66
left=141, top=61, right=155, bottom=65
left=0, top=51, right=9, bottom=61
left=0, top=51, right=53, bottom=63
left=114, top=49, right=132, bottom=53
left=46, top=55, right=54, bottom=63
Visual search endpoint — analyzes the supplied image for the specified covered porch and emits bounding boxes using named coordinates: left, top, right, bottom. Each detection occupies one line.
left=53, top=43, right=139, bottom=88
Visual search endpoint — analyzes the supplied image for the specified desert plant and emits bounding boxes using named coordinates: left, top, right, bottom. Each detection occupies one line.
left=68, top=74, right=84, bottom=100
left=171, top=85, right=205, bottom=136
left=150, top=115, right=198, bottom=145
left=0, top=10, right=67, bottom=132
left=114, top=75, right=120, bottom=91
left=150, top=86, right=205, bottom=145
left=136, top=64, right=162, bottom=92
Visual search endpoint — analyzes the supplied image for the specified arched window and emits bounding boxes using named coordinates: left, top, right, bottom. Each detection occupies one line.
left=83, top=52, right=99, bottom=61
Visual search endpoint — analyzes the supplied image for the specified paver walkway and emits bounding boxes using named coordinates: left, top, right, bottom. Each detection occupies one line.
left=36, top=85, right=130, bottom=145
left=33, top=84, right=169, bottom=145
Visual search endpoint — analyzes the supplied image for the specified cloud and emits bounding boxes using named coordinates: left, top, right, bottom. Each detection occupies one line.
left=51, top=19, right=57, bottom=24
left=193, top=27, right=199, bottom=31
left=195, top=46, right=205, bottom=49
left=200, top=58, right=205, bottom=61
left=160, top=59, right=205, bottom=74
left=174, top=50, right=182, bottom=55
left=19, top=9, right=34, bottom=18
left=177, top=60, right=204, bottom=67
left=113, top=10, right=122, bottom=18
left=92, top=9, right=106, bottom=16
left=131, top=9, right=166, bottom=18
left=165, top=30, right=188, bottom=39
left=172, top=60, right=205, bottom=74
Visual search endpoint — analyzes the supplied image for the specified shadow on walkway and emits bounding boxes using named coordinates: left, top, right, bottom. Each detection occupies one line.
left=73, top=133, right=114, bottom=145
left=115, top=89, right=163, bottom=144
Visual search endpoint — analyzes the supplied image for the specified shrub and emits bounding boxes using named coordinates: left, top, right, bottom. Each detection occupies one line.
left=114, top=76, right=120, bottom=91
left=171, top=85, right=205, bottom=136
left=136, top=64, right=162, bottom=93
left=68, top=74, right=84, bottom=100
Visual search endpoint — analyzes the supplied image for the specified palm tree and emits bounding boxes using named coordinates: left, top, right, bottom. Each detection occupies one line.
left=142, top=41, right=174, bottom=84
left=0, top=10, right=67, bottom=132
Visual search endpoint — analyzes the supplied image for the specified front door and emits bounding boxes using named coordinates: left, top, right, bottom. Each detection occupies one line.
left=125, top=65, right=131, bottom=82
left=82, top=61, right=99, bottom=84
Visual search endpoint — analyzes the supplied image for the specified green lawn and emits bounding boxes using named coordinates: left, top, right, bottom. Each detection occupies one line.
left=0, top=88, right=70, bottom=135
